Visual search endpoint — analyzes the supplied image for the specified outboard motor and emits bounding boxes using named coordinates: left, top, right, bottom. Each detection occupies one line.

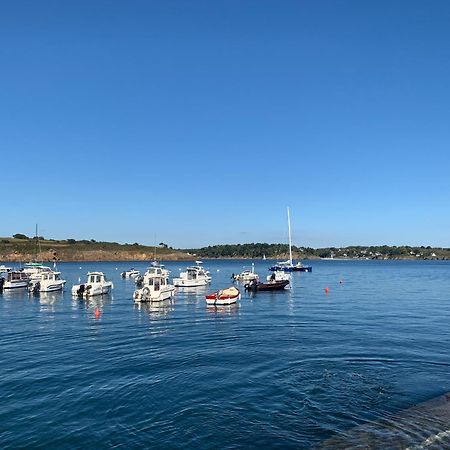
left=0, top=277, right=4, bottom=293
left=244, top=280, right=258, bottom=292
left=135, top=276, right=144, bottom=288
left=32, top=282, right=41, bottom=295
left=77, top=284, right=85, bottom=297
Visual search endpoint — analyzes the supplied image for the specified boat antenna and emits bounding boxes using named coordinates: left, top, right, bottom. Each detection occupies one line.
left=287, top=207, right=293, bottom=265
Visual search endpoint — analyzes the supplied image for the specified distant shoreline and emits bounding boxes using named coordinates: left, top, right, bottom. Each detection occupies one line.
left=1, top=237, right=449, bottom=262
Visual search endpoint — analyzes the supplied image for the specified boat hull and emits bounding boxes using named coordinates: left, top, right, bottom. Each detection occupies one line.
left=269, top=266, right=312, bottom=272
left=134, top=286, right=175, bottom=302
left=40, top=281, right=66, bottom=292
left=71, top=283, right=113, bottom=297
left=3, top=281, right=29, bottom=289
left=246, top=280, right=290, bottom=291
left=173, top=278, right=208, bottom=287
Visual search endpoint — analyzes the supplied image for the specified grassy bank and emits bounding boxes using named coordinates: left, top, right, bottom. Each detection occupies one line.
left=0, top=237, right=192, bottom=262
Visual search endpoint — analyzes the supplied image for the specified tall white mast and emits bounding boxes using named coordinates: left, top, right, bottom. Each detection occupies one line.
left=287, top=207, right=293, bottom=265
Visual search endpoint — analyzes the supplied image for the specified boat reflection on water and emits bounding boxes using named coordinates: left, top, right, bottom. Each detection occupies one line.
left=38, top=291, right=63, bottom=311
left=206, top=303, right=240, bottom=316
left=72, top=294, right=113, bottom=311
left=134, top=298, right=175, bottom=319
left=178, top=285, right=208, bottom=305
left=0, top=287, right=29, bottom=301
left=320, top=392, right=450, bottom=449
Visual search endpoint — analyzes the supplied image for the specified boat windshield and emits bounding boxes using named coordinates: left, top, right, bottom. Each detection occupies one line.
left=187, top=269, right=197, bottom=280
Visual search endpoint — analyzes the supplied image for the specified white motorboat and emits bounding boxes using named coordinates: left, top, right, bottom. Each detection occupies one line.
left=135, top=264, right=169, bottom=287
left=29, top=271, right=66, bottom=293
left=1, top=271, right=30, bottom=289
left=121, top=268, right=140, bottom=279
left=0, top=265, right=12, bottom=274
left=134, top=266, right=175, bottom=302
left=233, top=263, right=258, bottom=282
left=72, top=272, right=114, bottom=298
left=266, top=271, right=291, bottom=282
left=22, top=262, right=53, bottom=282
left=173, top=261, right=211, bottom=287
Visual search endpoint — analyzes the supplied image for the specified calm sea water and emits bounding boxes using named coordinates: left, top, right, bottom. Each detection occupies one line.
left=1, top=260, right=450, bottom=448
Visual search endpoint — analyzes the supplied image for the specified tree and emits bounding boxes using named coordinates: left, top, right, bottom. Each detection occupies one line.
left=13, top=233, right=29, bottom=240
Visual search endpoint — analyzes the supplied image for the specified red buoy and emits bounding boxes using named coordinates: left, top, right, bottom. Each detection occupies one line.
left=94, top=308, right=101, bottom=319
left=325, top=287, right=330, bottom=295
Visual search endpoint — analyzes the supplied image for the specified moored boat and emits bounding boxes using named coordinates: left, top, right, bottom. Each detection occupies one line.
left=269, top=207, right=312, bottom=273
left=205, top=286, right=240, bottom=306
left=173, top=261, right=211, bottom=287
left=72, top=272, right=114, bottom=298
left=232, top=263, right=259, bottom=282
left=1, top=271, right=30, bottom=289
left=244, top=278, right=289, bottom=292
left=29, top=271, right=66, bottom=293
left=269, top=261, right=312, bottom=272
left=121, top=268, right=140, bottom=279
left=22, top=262, right=53, bottom=282
left=134, top=266, right=175, bottom=302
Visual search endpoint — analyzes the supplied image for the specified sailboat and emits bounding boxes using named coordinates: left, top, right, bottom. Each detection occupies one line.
left=269, top=207, right=312, bottom=273
left=23, top=225, right=53, bottom=281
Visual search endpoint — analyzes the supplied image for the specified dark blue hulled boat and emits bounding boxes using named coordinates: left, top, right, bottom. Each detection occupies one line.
left=269, top=261, right=312, bottom=272
left=270, top=207, right=312, bottom=273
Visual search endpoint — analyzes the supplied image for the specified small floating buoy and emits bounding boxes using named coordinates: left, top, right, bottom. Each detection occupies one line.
left=94, top=308, right=101, bottom=319
left=339, top=280, right=343, bottom=284
left=325, top=287, right=330, bottom=295
left=79, top=266, right=82, bottom=269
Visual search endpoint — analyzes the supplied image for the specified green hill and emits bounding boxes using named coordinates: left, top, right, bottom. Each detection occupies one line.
left=0, top=236, right=191, bottom=262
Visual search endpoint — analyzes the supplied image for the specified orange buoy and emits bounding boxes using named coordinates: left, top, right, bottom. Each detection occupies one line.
left=325, top=287, right=330, bottom=295
left=94, top=308, right=101, bottom=319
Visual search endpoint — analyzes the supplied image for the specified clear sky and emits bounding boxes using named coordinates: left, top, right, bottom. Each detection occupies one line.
left=1, top=1, right=450, bottom=248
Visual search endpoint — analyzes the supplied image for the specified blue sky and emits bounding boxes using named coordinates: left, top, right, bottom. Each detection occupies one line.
left=1, top=1, right=449, bottom=248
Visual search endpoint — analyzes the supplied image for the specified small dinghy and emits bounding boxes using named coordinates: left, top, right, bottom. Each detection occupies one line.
left=205, top=286, right=240, bottom=306
left=121, top=269, right=140, bottom=279
left=244, top=278, right=289, bottom=292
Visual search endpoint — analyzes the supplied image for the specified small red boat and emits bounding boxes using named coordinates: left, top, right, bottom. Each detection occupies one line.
left=205, top=286, right=240, bottom=305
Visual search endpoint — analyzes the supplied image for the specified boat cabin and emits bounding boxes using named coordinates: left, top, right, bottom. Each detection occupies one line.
left=186, top=268, right=200, bottom=280
left=147, top=267, right=165, bottom=277
left=41, top=272, right=62, bottom=282
left=7, top=271, right=29, bottom=282
left=144, top=275, right=167, bottom=291
left=88, top=272, right=107, bottom=284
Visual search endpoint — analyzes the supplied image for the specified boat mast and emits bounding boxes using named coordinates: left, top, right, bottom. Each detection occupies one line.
left=36, top=223, right=42, bottom=262
left=287, top=207, right=293, bottom=265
